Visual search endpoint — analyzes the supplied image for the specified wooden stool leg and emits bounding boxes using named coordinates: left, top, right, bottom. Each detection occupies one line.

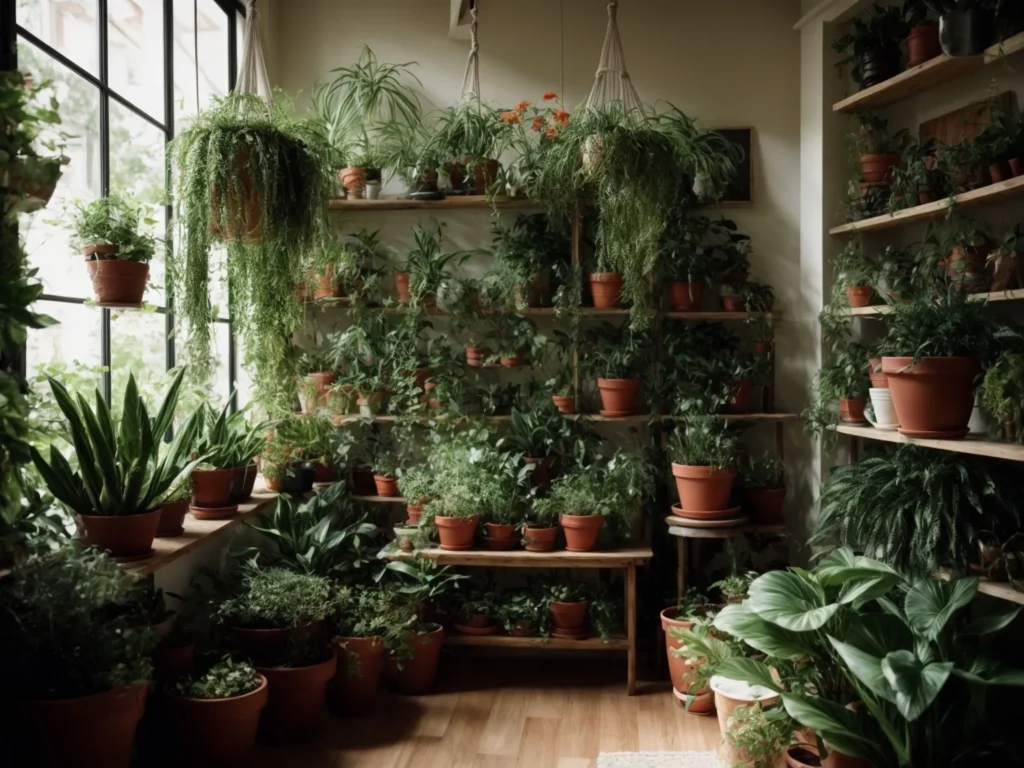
left=626, top=562, right=637, bottom=695
left=676, top=537, right=687, bottom=601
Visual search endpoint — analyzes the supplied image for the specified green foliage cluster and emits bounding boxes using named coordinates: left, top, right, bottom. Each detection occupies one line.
left=216, top=565, right=335, bottom=630
left=668, top=416, right=737, bottom=468
left=195, top=402, right=266, bottom=470
left=981, top=351, right=1024, bottom=439
left=173, top=656, right=262, bottom=700
left=69, top=194, right=157, bottom=262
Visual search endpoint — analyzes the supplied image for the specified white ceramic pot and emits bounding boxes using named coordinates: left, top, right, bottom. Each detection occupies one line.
left=969, top=394, right=988, bottom=435
left=867, top=388, right=899, bottom=429
left=365, top=180, right=381, bottom=200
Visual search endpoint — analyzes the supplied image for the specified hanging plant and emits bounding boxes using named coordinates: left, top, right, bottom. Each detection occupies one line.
left=169, top=91, right=334, bottom=412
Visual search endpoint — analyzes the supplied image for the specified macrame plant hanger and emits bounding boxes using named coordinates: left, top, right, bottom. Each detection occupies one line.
left=458, top=5, right=481, bottom=105
left=236, top=0, right=273, bottom=104
left=582, top=1, right=644, bottom=119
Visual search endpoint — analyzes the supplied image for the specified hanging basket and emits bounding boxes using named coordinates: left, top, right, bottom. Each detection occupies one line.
left=209, top=147, right=264, bottom=245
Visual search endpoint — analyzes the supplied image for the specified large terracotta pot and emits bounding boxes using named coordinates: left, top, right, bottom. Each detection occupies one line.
left=669, top=281, right=704, bottom=311
left=589, top=272, right=624, bottom=308
left=25, top=685, right=147, bottom=768
left=859, top=153, right=900, bottom=184
left=84, top=258, right=149, bottom=305
left=726, top=379, right=753, bottom=413
left=373, top=474, right=399, bottom=497
left=156, top=499, right=190, bottom=537
left=549, top=600, right=588, bottom=633
left=660, top=608, right=714, bottom=714
left=77, top=508, right=161, bottom=559
left=560, top=514, right=604, bottom=552
left=907, top=23, right=942, bottom=68
left=435, top=514, right=478, bottom=550
left=386, top=624, right=444, bottom=694
left=164, top=676, right=268, bottom=766
left=329, top=636, right=384, bottom=716
left=882, top=356, right=980, bottom=438
left=191, top=467, right=235, bottom=508
left=845, top=285, right=873, bottom=308
left=839, top=397, right=867, bottom=424
left=597, top=377, right=640, bottom=415
left=523, top=525, right=558, bottom=551
left=256, top=652, right=337, bottom=744
left=671, top=464, right=737, bottom=513
left=744, top=487, right=786, bottom=526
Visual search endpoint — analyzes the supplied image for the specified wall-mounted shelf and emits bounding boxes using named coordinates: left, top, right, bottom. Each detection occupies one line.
left=382, top=546, right=652, bottom=569
left=352, top=494, right=408, bottom=503
left=328, top=195, right=539, bottom=212
left=829, top=176, right=1024, bottom=235
left=832, top=32, right=1024, bottom=114
left=841, top=289, right=1024, bottom=316
left=836, top=424, right=1024, bottom=463
left=446, top=633, right=628, bottom=650
left=333, top=413, right=798, bottom=426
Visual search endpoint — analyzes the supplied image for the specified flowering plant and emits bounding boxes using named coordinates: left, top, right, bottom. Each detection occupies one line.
left=503, top=91, right=571, bottom=193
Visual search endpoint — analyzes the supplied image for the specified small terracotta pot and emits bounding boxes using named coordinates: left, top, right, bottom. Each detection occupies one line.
left=596, top=377, right=640, bottom=415
left=256, top=652, right=337, bottom=744
left=84, top=258, right=149, bottom=305
left=549, top=600, right=588, bottom=633
left=669, top=281, right=704, bottom=311
left=386, top=624, right=444, bottom=694
left=419, top=169, right=440, bottom=192
left=164, top=676, right=268, bottom=765
left=471, top=158, right=500, bottom=194
left=25, top=685, right=147, bottom=768
left=446, top=162, right=468, bottom=190
left=484, top=522, right=518, bottom=543
left=339, top=167, right=367, bottom=199
left=191, top=467, right=235, bottom=508
left=406, top=504, right=423, bottom=524
left=743, top=487, right=786, bottom=525
left=466, top=346, right=486, bottom=367
left=524, top=456, right=553, bottom=489
left=510, top=620, right=534, bottom=637
left=589, top=272, right=624, bottom=308
left=883, top=356, right=980, bottom=437
left=726, top=379, right=753, bottom=414
left=329, top=636, right=384, bottom=716
left=845, top=285, right=873, bottom=307
left=720, top=295, right=744, bottom=312
left=156, top=499, right=190, bottom=538
left=552, top=394, right=576, bottom=414
left=435, top=514, right=479, bottom=550
left=523, top=525, right=558, bottom=551
left=229, top=462, right=258, bottom=504
left=943, top=246, right=991, bottom=293
left=906, top=23, right=941, bottom=68
left=153, top=642, right=195, bottom=681
left=660, top=608, right=712, bottom=707
left=839, top=397, right=867, bottom=424
left=373, top=474, right=399, bottom=497
left=868, top=357, right=887, bottom=389
left=671, top=464, right=737, bottom=513
left=77, top=508, right=161, bottom=559
left=500, top=353, right=524, bottom=368
left=1010, top=157, right=1023, bottom=177
left=394, top=271, right=412, bottom=303
left=755, top=342, right=772, bottom=358
left=313, top=460, right=334, bottom=484
left=859, top=153, right=900, bottom=184
left=560, top=514, right=604, bottom=552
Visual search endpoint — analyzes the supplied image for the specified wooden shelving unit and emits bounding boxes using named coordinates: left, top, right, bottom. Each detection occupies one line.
left=841, top=289, right=1024, bottom=316
left=334, top=413, right=798, bottom=427
left=446, top=633, right=629, bottom=650
left=328, top=195, right=539, bottom=212
left=835, top=424, right=1024, bottom=463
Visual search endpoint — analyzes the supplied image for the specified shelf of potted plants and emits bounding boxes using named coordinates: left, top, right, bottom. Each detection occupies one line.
left=446, top=633, right=629, bottom=649
left=328, top=194, right=541, bottom=211
left=835, top=422, right=1024, bottom=462
left=380, top=545, right=653, bottom=569
left=841, top=287, right=1024, bottom=316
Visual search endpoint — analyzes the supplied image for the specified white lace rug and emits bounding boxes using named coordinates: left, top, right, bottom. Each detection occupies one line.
left=597, top=752, right=723, bottom=768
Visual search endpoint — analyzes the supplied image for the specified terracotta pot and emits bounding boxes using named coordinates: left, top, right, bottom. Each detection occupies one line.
left=990, top=161, right=1011, bottom=184
left=943, top=246, right=990, bottom=293
left=524, top=456, right=553, bottom=488
left=82, top=243, right=120, bottom=259
left=466, top=346, right=486, bottom=367
left=225, top=625, right=312, bottom=665
left=25, top=685, right=147, bottom=768
left=84, top=258, right=149, bottom=305
left=669, top=281, right=704, bottom=311
left=303, top=371, right=336, bottom=412
left=720, top=295, right=744, bottom=312
left=164, top=675, right=268, bottom=765
left=394, top=271, right=412, bottom=303
left=596, top=377, right=640, bottom=415
left=589, top=272, right=624, bottom=308
left=313, top=460, right=334, bottom=484
left=329, top=636, right=384, bottom=716
left=523, top=525, right=558, bottom=551
left=211, top=147, right=263, bottom=243
left=744, top=487, right=786, bottom=525
left=883, top=356, right=980, bottom=437
left=435, top=514, right=478, bottom=550
left=156, top=499, right=190, bottom=538
left=406, top=504, right=423, bottom=524
left=1010, top=157, right=1023, bottom=177
left=153, top=642, right=195, bottom=681
left=256, top=652, right=337, bottom=744
left=229, top=462, right=258, bottom=504
left=339, top=167, right=367, bottom=199
left=661, top=608, right=712, bottom=708
left=549, top=600, right=588, bottom=632
left=907, top=23, right=942, bottom=68
left=264, top=475, right=282, bottom=493
left=310, top=264, right=343, bottom=300
left=471, top=158, right=500, bottom=194
left=516, top=273, right=550, bottom=307
left=552, top=394, right=576, bottom=414
left=446, top=161, right=468, bottom=191
left=868, top=357, right=887, bottom=389
left=500, top=353, right=524, bottom=368
left=484, top=522, right=518, bottom=543
left=671, top=464, right=737, bottom=513
left=77, top=508, right=161, bottom=559
left=373, top=474, right=399, bottom=497
left=859, top=153, right=900, bottom=184
left=386, top=624, right=444, bottom=694
left=726, top=379, right=753, bottom=414
left=839, top=397, right=867, bottom=424
left=755, top=342, right=772, bottom=358
left=191, top=467, right=235, bottom=508
left=845, top=285, right=873, bottom=308
left=510, top=620, right=534, bottom=637
left=560, top=514, right=604, bottom=552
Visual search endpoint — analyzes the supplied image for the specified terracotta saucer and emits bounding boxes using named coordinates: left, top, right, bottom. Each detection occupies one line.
left=551, top=627, right=589, bottom=640
left=113, top=548, right=155, bottom=563
left=454, top=622, right=498, bottom=636
left=668, top=514, right=749, bottom=529
left=898, top=428, right=969, bottom=439
left=670, top=504, right=743, bottom=521
left=438, top=542, right=474, bottom=551
left=598, top=410, right=638, bottom=418
left=190, top=504, right=239, bottom=520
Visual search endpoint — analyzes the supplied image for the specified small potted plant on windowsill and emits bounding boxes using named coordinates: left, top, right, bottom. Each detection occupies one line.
left=669, top=416, right=738, bottom=518
left=832, top=4, right=909, bottom=88
left=582, top=321, right=649, bottom=416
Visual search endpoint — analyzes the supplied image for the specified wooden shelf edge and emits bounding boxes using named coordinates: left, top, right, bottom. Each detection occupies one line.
left=352, top=495, right=409, bottom=503
left=334, top=413, right=798, bottom=426
left=836, top=424, right=1024, bottom=462
left=381, top=547, right=653, bottom=568
left=976, top=578, right=1024, bottom=605
left=841, top=289, right=1024, bottom=316
left=307, top=303, right=782, bottom=322
left=445, top=633, right=628, bottom=650
left=328, top=195, right=539, bottom=211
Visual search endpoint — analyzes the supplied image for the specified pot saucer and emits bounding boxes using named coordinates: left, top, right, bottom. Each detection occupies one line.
left=898, top=428, right=969, bottom=439
left=483, top=537, right=520, bottom=551
left=599, top=409, right=638, bottom=418
left=114, top=548, right=155, bottom=563
left=454, top=622, right=498, bottom=636
left=438, top=542, right=474, bottom=551
left=190, top=504, right=239, bottom=520
left=668, top=514, right=749, bottom=529
left=869, top=422, right=900, bottom=431
left=670, top=504, right=743, bottom=521
left=839, top=418, right=868, bottom=425
left=551, top=627, right=588, bottom=639
left=156, top=526, right=185, bottom=538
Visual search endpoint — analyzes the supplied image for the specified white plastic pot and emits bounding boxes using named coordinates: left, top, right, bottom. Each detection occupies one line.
left=866, top=388, right=899, bottom=430
left=365, top=180, right=381, bottom=200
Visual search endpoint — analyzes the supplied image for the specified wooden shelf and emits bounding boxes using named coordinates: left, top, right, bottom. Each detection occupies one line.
left=976, top=578, right=1024, bottom=605
left=328, top=195, right=539, bottom=212
left=307, top=302, right=782, bottom=322
left=664, top=517, right=787, bottom=540
left=352, top=494, right=408, bottom=503
left=381, top=546, right=653, bottom=569
left=832, top=32, right=1024, bottom=113
left=334, top=413, right=798, bottom=426
left=842, top=289, right=1024, bottom=316
left=445, top=632, right=628, bottom=650
left=830, top=176, right=1024, bottom=235
left=836, top=424, right=1024, bottom=462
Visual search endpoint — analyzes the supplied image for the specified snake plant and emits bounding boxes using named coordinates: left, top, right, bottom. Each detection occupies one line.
left=30, top=368, right=199, bottom=517
left=195, top=403, right=268, bottom=470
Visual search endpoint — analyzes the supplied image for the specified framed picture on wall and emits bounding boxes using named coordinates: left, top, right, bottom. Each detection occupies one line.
left=710, top=127, right=754, bottom=206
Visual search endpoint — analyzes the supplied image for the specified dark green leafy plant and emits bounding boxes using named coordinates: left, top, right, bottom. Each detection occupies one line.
left=399, top=221, right=473, bottom=304
left=981, top=351, right=1024, bottom=440
left=804, top=339, right=871, bottom=437
left=668, top=416, right=737, bottom=468
left=740, top=452, right=786, bottom=490
left=495, top=589, right=545, bottom=635
left=173, top=656, right=262, bottom=699
left=497, top=400, right=574, bottom=458
left=726, top=703, right=796, bottom=768
left=216, top=564, right=334, bottom=629
left=329, top=586, right=418, bottom=669
left=69, top=195, right=157, bottom=262
left=581, top=321, right=649, bottom=380
left=832, top=5, right=910, bottom=84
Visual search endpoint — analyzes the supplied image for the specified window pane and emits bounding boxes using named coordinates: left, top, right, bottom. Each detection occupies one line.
left=108, top=0, right=166, bottom=123
left=236, top=11, right=244, bottom=76
left=17, top=0, right=99, bottom=76
left=214, top=322, right=231, bottom=407
left=235, top=328, right=253, bottom=410
left=109, top=100, right=167, bottom=306
left=173, top=0, right=229, bottom=132
left=18, top=39, right=101, bottom=299
left=111, top=310, right=167, bottom=412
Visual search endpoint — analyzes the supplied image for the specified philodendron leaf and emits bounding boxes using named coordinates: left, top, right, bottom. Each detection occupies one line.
left=880, top=649, right=952, bottom=722
left=904, top=578, right=977, bottom=641
left=712, top=656, right=781, bottom=693
left=746, top=570, right=840, bottom=632
left=829, top=636, right=896, bottom=704
left=713, top=604, right=816, bottom=659
left=782, top=694, right=891, bottom=766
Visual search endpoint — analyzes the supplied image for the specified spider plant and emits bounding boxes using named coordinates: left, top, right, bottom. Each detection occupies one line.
left=398, top=221, right=473, bottom=304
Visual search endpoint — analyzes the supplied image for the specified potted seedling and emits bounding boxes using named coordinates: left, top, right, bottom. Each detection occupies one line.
left=423, top=495, right=479, bottom=551
left=165, top=657, right=268, bottom=764
left=833, top=239, right=877, bottom=308
left=669, top=416, right=738, bottom=518
left=582, top=321, right=649, bottom=416
left=889, top=136, right=946, bottom=207
left=155, top=478, right=193, bottom=539
left=851, top=113, right=911, bottom=192
left=739, top=452, right=787, bottom=526
left=397, top=464, right=435, bottom=524
left=490, top=213, right=568, bottom=308
left=455, top=583, right=499, bottom=634
left=479, top=479, right=528, bottom=551
left=541, top=582, right=590, bottom=639
left=522, top=496, right=560, bottom=552
left=297, top=347, right=336, bottom=415
left=660, top=213, right=716, bottom=311
left=719, top=283, right=744, bottom=313
left=722, top=701, right=796, bottom=768
left=545, top=329, right=577, bottom=413
left=832, top=3, right=910, bottom=88
left=496, top=590, right=545, bottom=637
left=70, top=195, right=157, bottom=305
left=981, top=351, right=1024, bottom=441
left=395, top=221, right=470, bottom=305
left=497, top=400, right=573, bottom=489
left=711, top=571, right=756, bottom=605
left=488, top=314, right=545, bottom=368
left=903, top=0, right=943, bottom=67
left=191, top=403, right=265, bottom=516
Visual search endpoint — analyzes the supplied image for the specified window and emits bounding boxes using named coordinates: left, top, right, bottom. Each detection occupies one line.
left=13, top=0, right=245, bottom=410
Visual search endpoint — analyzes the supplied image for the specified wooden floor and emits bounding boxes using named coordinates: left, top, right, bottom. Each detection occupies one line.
left=251, top=655, right=720, bottom=768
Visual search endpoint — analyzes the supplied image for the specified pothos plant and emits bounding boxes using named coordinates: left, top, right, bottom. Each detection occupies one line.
left=170, top=91, right=334, bottom=412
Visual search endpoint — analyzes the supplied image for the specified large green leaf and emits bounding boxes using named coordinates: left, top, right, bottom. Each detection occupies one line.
left=844, top=613, right=913, bottom=658
left=838, top=574, right=902, bottom=606
left=829, top=636, right=896, bottom=704
left=118, top=374, right=142, bottom=464
left=746, top=570, right=840, bottom=632
left=30, top=445, right=88, bottom=512
left=78, top=399, right=124, bottom=509
left=961, top=608, right=1021, bottom=637
left=48, top=379, right=104, bottom=509
left=712, top=604, right=815, bottom=659
left=904, top=578, right=977, bottom=641
left=781, top=694, right=892, bottom=766
left=151, top=367, right=186, bottom=439
left=712, top=656, right=781, bottom=693
left=880, top=649, right=952, bottom=721
left=953, top=666, right=1024, bottom=686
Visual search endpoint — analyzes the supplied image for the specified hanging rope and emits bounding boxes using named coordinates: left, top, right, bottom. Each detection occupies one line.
left=458, top=5, right=481, bottom=105
left=236, top=0, right=273, bottom=103
left=582, top=2, right=644, bottom=117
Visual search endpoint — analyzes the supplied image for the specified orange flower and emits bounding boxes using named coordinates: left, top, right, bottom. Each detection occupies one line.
left=514, top=100, right=532, bottom=113
left=531, top=115, right=547, bottom=132
left=545, top=127, right=558, bottom=140
left=543, top=91, right=558, bottom=101
left=500, top=111, right=521, bottom=124
left=553, top=109, right=570, bottom=126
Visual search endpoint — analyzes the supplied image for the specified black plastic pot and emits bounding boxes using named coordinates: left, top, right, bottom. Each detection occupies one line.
left=279, top=463, right=316, bottom=495
left=858, top=48, right=900, bottom=88
left=940, top=10, right=995, bottom=57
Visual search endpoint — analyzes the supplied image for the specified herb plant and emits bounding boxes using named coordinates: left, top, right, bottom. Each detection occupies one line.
left=216, top=565, right=335, bottom=629
left=581, top=321, right=649, bottom=380
left=668, top=416, right=737, bottom=468
left=174, top=657, right=262, bottom=699
left=69, top=194, right=157, bottom=261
